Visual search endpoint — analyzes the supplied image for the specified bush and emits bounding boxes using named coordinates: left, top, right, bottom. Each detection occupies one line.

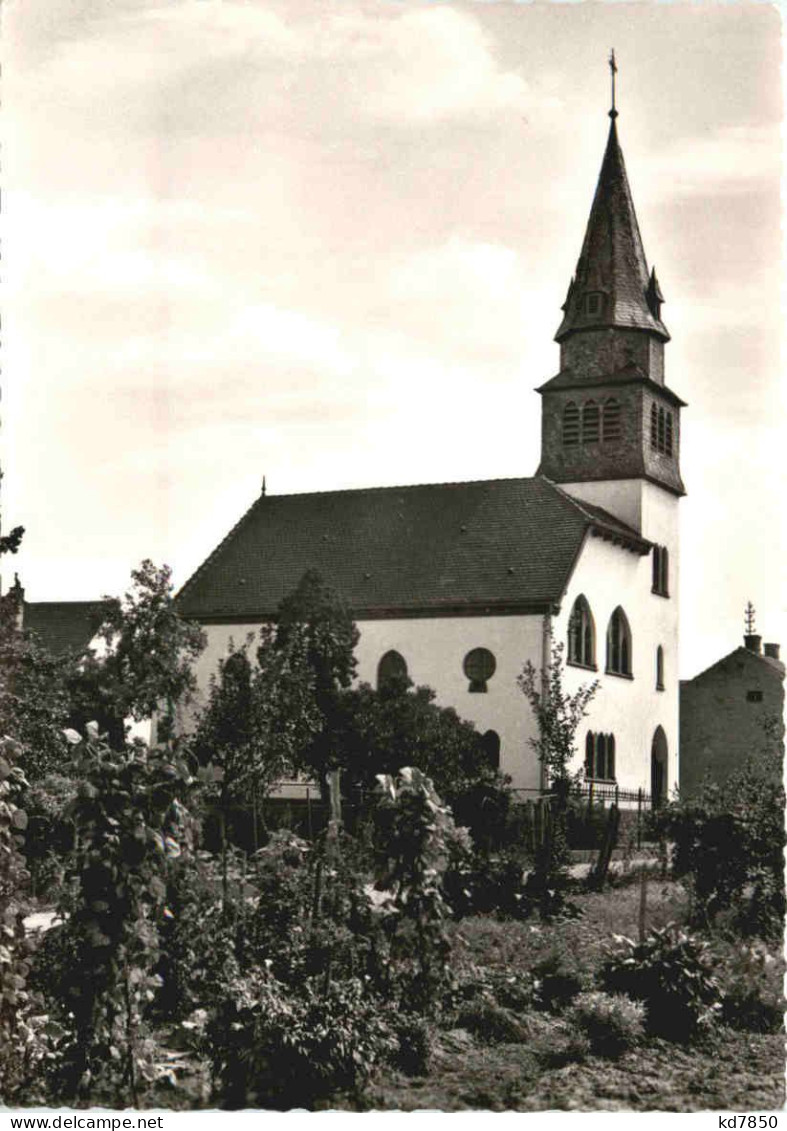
left=600, top=925, right=721, bottom=1042
left=386, top=1012, right=432, bottom=1076
left=208, top=969, right=397, bottom=1109
left=443, top=848, right=531, bottom=919
left=570, top=991, right=645, bottom=1058
left=531, top=947, right=590, bottom=1013
left=659, top=758, right=785, bottom=937
left=454, top=998, right=530, bottom=1045
left=717, top=941, right=784, bottom=1034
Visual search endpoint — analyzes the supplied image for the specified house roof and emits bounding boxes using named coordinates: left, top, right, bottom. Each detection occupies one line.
left=555, top=117, right=669, bottom=343
left=176, top=475, right=650, bottom=621
left=682, top=645, right=786, bottom=687
left=23, top=601, right=108, bottom=656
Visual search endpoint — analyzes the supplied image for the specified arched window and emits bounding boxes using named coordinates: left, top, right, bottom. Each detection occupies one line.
left=568, top=595, right=595, bottom=668
left=563, top=401, right=580, bottom=447
left=665, top=412, right=674, bottom=456
left=464, top=647, right=496, bottom=693
left=583, top=400, right=600, bottom=443
left=650, top=403, right=659, bottom=448
left=652, top=545, right=669, bottom=597
left=656, top=645, right=665, bottom=691
left=377, top=650, right=408, bottom=689
left=651, top=726, right=668, bottom=808
left=603, top=399, right=621, bottom=444
left=657, top=407, right=666, bottom=451
left=481, top=730, right=501, bottom=771
left=585, top=732, right=617, bottom=781
left=606, top=607, right=632, bottom=676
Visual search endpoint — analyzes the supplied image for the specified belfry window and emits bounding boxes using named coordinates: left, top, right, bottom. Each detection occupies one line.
left=584, top=292, right=603, bottom=316
left=563, top=401, right=580, bottom=447
left=606, top=607, right=632, bottom=677
left=583, top=401, right=600, bottom=443
left=602, top=399, right=621, bottom=444
left=651, top=403, right=674, bottom=456
left=585, top=732, right=616, bottom=781
left=568, top=595, right=595, bottom=668
left=665, top=412, right=674, bottom=456
left=652, top=545, right=669, bottom=597
left=650, top=403, right=659, bottom=448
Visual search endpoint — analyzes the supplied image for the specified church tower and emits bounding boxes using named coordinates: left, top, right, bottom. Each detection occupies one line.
left=537, top=72, right=686, bottom=539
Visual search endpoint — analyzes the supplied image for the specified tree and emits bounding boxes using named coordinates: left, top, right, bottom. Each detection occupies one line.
left=69, top=560, right=206, bottom=748
left=518, top=640, right=599, bottom=907
left=274, top=570, right=358, bottom=793
left=192, top=629, right=321, bottom=865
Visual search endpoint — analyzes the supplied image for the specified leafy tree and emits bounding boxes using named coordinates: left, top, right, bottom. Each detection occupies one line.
left=192, top=630, right=321, bottom=877
left=338, top=676, right=511, bottom=846
left=69, top=560, right=206, bottom=748
left=274, top=570, right=358, bottom=792
left=518, top=641, right=599, bottom=906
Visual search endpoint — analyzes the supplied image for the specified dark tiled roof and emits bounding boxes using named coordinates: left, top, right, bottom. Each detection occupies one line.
left=176, top=476, right=649, bottom=621
left=555, top=118, right=669, bottom=343
left=23, top=601, right=108, bottom=656
left=536, top=364, right=687, bottom=408
left=685, top=646, right=786, bottom=685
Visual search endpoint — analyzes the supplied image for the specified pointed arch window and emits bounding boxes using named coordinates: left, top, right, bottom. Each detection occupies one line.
left=377, top=650, right=408, bottom=689
left=656, top=645, right=665, bottom=691
left=563, top=401, right=580, bottom=447
left=606, top=607, right=632, bottom=677
left=602, top=398, right=622, bottom=444
left=568, top=595, right=596, bottom=668
left=585, top=732, right=616, bottom=781
left=583, top=400, right=600, bottom=443
left=652, top=545, right=669, bottom=597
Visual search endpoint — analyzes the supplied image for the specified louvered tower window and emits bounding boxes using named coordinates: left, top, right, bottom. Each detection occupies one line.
left=650, top=403, right=659, bottom=448
left=563, top=402, right=580, bottom=447
left=665, top=412, right=674, bottom=456
left=583, top=400, right=600, bottom=442
left=603, top=398, right=621, bottom=443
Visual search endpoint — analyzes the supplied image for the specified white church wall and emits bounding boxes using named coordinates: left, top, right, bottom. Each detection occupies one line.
left=354, top=614, right=545, bottom=792
left=555, top=521, right=679, bottom=797
left=560, top=480, right=644, bottom=534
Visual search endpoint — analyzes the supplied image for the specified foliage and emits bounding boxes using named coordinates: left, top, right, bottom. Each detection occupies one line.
left=69, top=561, right=206, bottom=747
left=207, top=967, right=397, bottom=1109
left=443, top=847, right=531, bottom=919
left=373, top=768, right=471, bottom=1013
left=716, top=940, right=783, bottom=1035
left=273, top=569, right=359, bottom=788
left=570, top=991, right=645, bottom=1058
left=531, top=947, right=590, bottom=1013
left=518, top=642, right=599, bottom=903
left=339, top=677, right=513, bottom=848
left=0, top=735, right=49, bottom=1101
left=600, top=924, right=721, bottom=1042
left=46, top=728, right=198, bottom=1106
left=659, top=758, right=785, bottom=937
left=455, top=998, right=531, bottom=1044
left=386, top=1011, right=432, bottom=1076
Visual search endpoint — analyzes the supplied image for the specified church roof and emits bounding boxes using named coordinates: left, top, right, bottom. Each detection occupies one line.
left=176, top=476, right=649, bottom=621
left=682, top=646, right=786, bottom=686
left=555, top=117, right=670, bottom=343
left=23, top=600, right=108, bottom=656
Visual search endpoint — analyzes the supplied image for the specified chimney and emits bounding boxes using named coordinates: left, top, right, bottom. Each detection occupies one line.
left=764, top=642, right=780, bottom=661
left=744, top=633, right=762, bottom=655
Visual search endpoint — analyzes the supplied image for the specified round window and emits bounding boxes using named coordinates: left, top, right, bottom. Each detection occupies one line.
left=463, top=648, right=496, bottom=693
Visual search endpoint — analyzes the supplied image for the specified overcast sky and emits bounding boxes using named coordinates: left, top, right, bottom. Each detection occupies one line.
left=3, top=0, right=784, bottom=679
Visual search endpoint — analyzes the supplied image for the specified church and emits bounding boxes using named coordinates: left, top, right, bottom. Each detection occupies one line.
left=176, top=91, right=686, bottom=806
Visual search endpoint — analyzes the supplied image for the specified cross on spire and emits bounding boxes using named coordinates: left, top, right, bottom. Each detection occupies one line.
left=609, top=48, right=618, bottom=119
left=744, top=601, right=757, bottom=635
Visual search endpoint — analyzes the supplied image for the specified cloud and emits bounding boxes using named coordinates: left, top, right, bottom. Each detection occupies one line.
left=642, top=124, right=780, bottom=200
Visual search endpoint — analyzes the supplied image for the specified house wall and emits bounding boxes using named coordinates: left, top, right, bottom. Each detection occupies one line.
left=679, top=651, right=785, bottom=796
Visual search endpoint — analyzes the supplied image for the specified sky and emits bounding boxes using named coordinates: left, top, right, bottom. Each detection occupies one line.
left=2, top=0, right=784, bottom=681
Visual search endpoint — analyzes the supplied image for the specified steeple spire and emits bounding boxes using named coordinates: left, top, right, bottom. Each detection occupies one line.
left=554, top=61, right=669, bottom=345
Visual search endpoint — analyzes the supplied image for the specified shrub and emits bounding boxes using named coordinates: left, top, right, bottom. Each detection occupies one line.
left=570, top=991, right=645, bottom=1058
left=717, top=941, right=784, bottom=1034
left=531, top=947, right=589, bottom=1013
left=386, top=1012, right=432, bottom=1076
left=600, top=925, right=721, bottom=1042
left=659, top=758, right=785, bottom=937
left=443, top=848, right=531, bottom=919
left=208, top=969, right=397, bottom=1109
left=455, top=999, right=530, bottom=1045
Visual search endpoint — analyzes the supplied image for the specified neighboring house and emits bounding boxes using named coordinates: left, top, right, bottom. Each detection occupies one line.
left=679, top=634, right=785, bottom=797
left=22, top=599, right=109, bottom=657
left=176, top=96, right=686, bottom=805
